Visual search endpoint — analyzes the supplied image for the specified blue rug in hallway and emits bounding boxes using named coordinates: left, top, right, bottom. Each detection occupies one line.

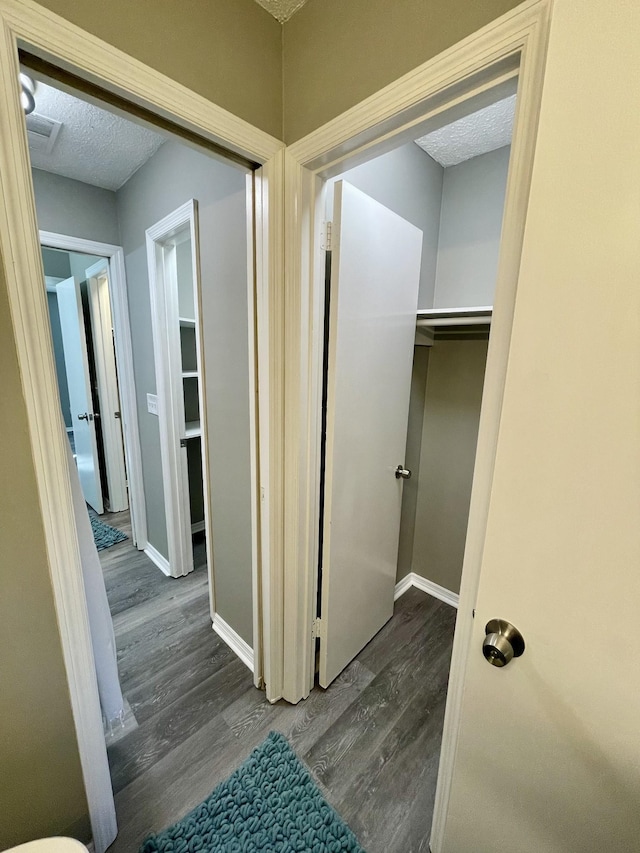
left=89, top=510, right=128, bottom=551
left=139, top=731, right=366, bottom=853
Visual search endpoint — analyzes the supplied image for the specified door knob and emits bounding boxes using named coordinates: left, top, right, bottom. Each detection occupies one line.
left=395, top=465, right=411, bottom=480
left=483, top=619, right=525, bottom=667
left=77, top=412, right=89, bottom=421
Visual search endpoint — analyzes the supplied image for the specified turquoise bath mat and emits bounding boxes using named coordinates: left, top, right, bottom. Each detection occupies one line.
left=89, top=510, right=128, bottom=551
left=140, top=731, right=365, bottom=853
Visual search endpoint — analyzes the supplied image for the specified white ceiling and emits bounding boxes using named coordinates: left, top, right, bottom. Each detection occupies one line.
left=27, top=80, right=165, bottom=191
left=415, top=95, right=516, bottom=167
left=253, top=0, right=310, bottom=22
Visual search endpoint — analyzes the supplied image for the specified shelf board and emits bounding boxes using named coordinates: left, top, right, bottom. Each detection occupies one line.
left=182, top=370, right=198, bottom=379
left=184, top=421, right=201, bottom=438
left=179, top=317, right=196, bottom=327
left=416, top=306, right=492, bottom=328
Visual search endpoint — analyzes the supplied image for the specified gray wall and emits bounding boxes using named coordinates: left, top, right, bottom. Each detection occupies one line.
left=434, top=145, right=511, bottom=308
left=116, top=140, right=254, bottom=645
left=411, top=338, right=488, bottom=593
left=32, top=169, right=120, bottom=245
left=334, top=143, right=444, bottom=307
left=396, top=346, right=429, bottom=581
left=46, top=291, right=72, bottom=429
left=42, top=249, right=73, bottom=429
left=333, top=142, right=507, bottom=592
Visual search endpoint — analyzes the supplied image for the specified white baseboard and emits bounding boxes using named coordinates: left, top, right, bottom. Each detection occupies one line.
left=212, top=613, right=254, bottom=672
left=191, top=520, right=205, bottom=534
left=393, top=573, right=414, bottom=601
left=394, top=572, right=459, bottom=608
left=144, top=541, right=171, bottom=576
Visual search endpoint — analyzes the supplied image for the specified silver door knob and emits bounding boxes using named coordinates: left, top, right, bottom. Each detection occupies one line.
left=77, top=412, right=89, bottom=421
left=483, top=619, right=525, bottom=667
left=395, top=465, right=411, bottom=480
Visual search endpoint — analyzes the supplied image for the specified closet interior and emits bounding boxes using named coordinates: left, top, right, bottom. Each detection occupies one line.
left=330, top=91, right=515, bottom=601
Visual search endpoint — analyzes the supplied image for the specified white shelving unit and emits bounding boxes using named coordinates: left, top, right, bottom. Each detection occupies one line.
left=416, top=306, right=492, bottom=345
left=147, top=199, right=207, bottom=578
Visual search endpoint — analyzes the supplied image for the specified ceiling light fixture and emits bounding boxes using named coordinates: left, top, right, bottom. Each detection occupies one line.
left=19, top=73, right=35, bottom=115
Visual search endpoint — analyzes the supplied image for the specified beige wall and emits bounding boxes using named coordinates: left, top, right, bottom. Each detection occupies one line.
left=0, top=263, right=89, bottom=848
left=411, top=338, right=488, bottom=594
left=282, top=0, right=523, bottom=142
left=33, top=0, right=283, bottom=139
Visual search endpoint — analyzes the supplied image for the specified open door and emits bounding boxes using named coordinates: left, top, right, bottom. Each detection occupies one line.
left=319, top=181, right=422, bottom=687
left=56, top=275, right=104, bottom=514
left=85, top=259, right=128, bottom=513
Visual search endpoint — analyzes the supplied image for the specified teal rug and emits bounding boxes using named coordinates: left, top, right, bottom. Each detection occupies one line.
left=88, top=510, right=128, bottom=551
left=140, top=731, right=365, bottom=853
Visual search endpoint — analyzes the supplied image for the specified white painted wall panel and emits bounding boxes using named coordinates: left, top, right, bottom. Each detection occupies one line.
left=434, top=145, right=510, bottom=309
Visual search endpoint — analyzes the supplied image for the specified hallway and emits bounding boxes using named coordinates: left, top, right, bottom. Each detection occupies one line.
left=99, top=517, right=455, bottom=853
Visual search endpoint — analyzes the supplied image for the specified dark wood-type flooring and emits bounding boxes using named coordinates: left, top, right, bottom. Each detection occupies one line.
left=100, top=510, right=456, bottom=853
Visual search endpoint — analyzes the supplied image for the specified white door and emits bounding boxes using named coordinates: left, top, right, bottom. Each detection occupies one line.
left=435, top=3, right=640, bottom=851
left=319, top=181, right=422, bottom=687
left=85, top=260, right=128, bottom=513
left=56, top=275, right=104, bottom=514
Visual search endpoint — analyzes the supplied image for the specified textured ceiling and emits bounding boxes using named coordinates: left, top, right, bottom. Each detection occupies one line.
left=415, top=95, right=516, bottom=167
left=253, top=0, right=309, bottom=22
left=27, top=80, right=165, bottom=191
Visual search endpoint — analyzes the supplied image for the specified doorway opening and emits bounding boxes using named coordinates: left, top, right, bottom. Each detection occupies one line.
left=22, top=63, right=262, bottom=849
left=300, top=82, right=519, bottom=850
left=43, top=246, right=128, bottom=517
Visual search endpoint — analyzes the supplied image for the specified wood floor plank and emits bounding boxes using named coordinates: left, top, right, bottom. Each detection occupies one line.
left=304, top=597, right=456, bottom=803
left=127, top=631, right=236, bottom=724
left=98, top=511, right=456, bottom=853
left=108, top=656, right=251, bottom=793
left=222, top=658, right=375, bottom=755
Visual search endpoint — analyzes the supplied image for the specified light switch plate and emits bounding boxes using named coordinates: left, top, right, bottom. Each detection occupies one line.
left=147, top=393, right=158, bottom=415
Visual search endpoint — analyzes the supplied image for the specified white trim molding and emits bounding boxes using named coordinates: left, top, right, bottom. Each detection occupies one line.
left=0, top=0, right=283, bottom=849
left=39, top=231, right=147, bottom=549
left=212, top=613, right=254, bottom=672
left=394, top=573, right=459, bottom=609
left=146, top=199, right=203, bottom=579
left=143, top=542, right=171, bottom=577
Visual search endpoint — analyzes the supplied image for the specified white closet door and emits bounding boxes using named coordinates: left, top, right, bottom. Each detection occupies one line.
left=319, top=181, right=422, bottom=688
left=56, top=275, right=104, bottom=514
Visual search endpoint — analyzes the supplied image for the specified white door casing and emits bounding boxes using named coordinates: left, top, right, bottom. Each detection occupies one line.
left=40, top=231, right=146, bottom=550
left=146, top=200, right=204, bottom=579
left=56, top=275, right=104, bottom=514
left=281, top=0, right=552, bottom=706
left=85, top=259, right=128, bottom=513
left=319, top=181, right=422, bottom=687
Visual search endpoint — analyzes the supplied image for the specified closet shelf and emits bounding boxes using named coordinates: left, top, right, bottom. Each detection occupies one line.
left=416, top=306, right=492, bottom=328
left=182, top=370, right=199, bottom=379
left=184, top=421, right=201, bottom=439
left=179, top=317, right=196, bottom=327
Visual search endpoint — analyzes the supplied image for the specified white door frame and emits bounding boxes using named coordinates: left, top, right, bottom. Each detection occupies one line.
left=281, top=1, right=552, bottom=850
left=85, top=257, right=129, bottom=514
left=0, top=2, right=284, bottom=850
left=146, top=199, right=203, bottom=579
left=42, top=233, right=144, bottom=538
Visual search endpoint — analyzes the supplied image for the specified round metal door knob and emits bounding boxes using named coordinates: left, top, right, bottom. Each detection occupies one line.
left=483, top=619, right=525, bottom=667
